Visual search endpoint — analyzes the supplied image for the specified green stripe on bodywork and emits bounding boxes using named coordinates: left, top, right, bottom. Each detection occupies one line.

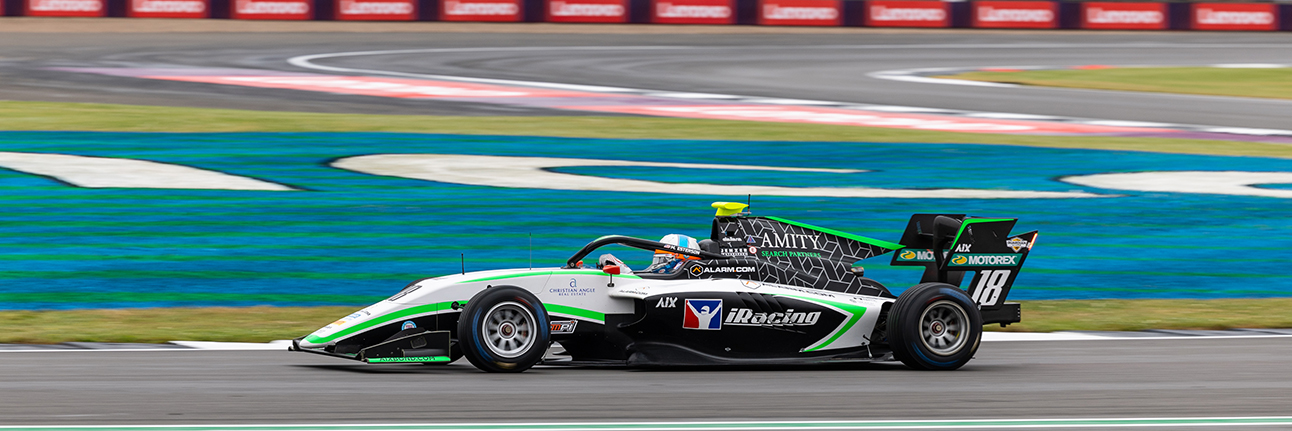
left=303, top=301, right=453, bottom=345
left=545, top=304, right=606, bottom=323
left=0, top=292, right=385, bottom=305
left=461, top=272, right=555, bottom=284
left=776, top=294, right=868, bottom=352
left=305, top=273, right=613, bottom=344
left=365, top=356, right=450, bottom=363
left=766, top=216, right=904, bottom=251
left=949, top=218, right=1014, bottom=250
left=463, top=270, right=641, bottom=284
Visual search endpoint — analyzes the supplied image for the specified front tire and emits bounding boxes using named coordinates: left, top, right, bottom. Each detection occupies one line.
left=458, top=286, right=550, bottom=373
left=887, top=282, right=982, bottom=370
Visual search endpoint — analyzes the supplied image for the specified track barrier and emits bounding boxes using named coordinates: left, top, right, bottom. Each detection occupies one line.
left=651, top=0, right=734, bottom=24
left=546, top=0, right=628, bottom=23
left=1, top=0, right=1290, bottom=31
left=1080, top=2, right=1167, bottom=30
left=127, top=0, right=209, bottom=17
left=230, top=0, right=313, bottom=19
left=864, top=0, right=947, bottom=27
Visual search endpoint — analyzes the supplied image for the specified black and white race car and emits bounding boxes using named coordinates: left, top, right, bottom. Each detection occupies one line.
left=292, top=202, right=1037, bottom=372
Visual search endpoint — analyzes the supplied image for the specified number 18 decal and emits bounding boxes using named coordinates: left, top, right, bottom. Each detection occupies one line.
left=970, top=270, right=1010, bottom=307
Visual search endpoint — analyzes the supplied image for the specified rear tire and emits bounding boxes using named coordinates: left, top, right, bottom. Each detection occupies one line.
left=887, top=282, right=982, bottom=370
left=458, top=286, right=550, bottom=373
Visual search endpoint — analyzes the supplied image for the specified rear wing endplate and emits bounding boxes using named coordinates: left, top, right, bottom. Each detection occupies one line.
left=891, top=214, right=1037, bottom=311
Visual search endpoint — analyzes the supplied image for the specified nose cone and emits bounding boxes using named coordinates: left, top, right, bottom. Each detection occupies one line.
left=297, top=324, right=342, bottom=349
left=297, top=334, right=331, bottom=349
left=300, top=308, right=376, bottom=348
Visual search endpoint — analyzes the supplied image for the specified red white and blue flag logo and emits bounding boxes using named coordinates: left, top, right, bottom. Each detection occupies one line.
left=683, top=299, right=723, bottom=330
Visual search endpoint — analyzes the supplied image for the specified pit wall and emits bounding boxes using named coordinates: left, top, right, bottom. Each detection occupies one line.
left=2, top=0, right=1290, bottom=31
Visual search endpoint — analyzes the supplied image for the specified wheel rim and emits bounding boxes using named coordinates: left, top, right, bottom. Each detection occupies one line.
left=481, top=301, right=536, bottom=359
left=918, top=300, right=969, bottom=356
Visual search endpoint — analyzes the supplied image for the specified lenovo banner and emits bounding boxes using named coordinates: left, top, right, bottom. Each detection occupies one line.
left=758, top=0, right=840, bottom=26
left=547, top=0, right=627, bottom=23
left=865, top=0, right=948, bottom=27
left=1193, top=3, right=1277, bottom=31
left=232, top=0, right=312, bottom=18
left=336, top=0, right=415, bottom=20
left=128, top=0, right=208, bottom=17
left=652, top=0, right=734, bottom=24
left=441, top=0, right=522, bottom=21
left=1082, top=2, right=1166, bottom=30
left=972, top=1, right=1056, bottom=28
left=26, top=0, right=105, bottom=16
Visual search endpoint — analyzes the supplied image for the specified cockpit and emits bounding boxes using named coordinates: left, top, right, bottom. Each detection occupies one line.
left=564, top=235, right=727, bottom=280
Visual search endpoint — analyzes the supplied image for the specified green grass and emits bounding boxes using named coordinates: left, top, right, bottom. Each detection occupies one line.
left=0, top=306, right=359, bottom=344
left=995, top=299, right=1292, bottom=333
left=2, top=101, right=1291, bottom=159
left=1, top=300, right=1289, bottom=344
left=941, top=67, right=1292, bottom=101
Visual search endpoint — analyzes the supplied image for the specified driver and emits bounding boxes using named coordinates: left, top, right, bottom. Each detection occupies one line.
left=643, top=234, right=700, bottom=274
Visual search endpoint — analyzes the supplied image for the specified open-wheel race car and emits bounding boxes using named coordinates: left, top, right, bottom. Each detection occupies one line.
left=292, top=202, right=1038, bottom=372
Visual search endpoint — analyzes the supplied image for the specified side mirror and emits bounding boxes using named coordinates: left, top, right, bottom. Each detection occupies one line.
left=602, top=265, right=621, bottom=275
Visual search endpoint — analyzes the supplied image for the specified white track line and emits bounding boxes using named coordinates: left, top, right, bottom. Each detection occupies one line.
left=1212, top=63, right=1290, bottom=68
left=0, top=348, right=206, bottom=353
left=169, top=340, right=293, bottom=350
left=286, top=48, right=1292, bottom=138
left=7, top=417, right=1292, bottom=430
left=982, top=332, right=1292, bottom=342
left=2, top=332, right=1290, bottom=353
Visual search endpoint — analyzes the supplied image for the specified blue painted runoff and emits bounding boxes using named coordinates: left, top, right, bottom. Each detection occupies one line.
left=1, top=131, right=1290, bottom=310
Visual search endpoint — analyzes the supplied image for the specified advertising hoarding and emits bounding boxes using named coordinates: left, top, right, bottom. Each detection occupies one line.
left=864, top=0, right=948, bottom=27
left=546, top=0, right=627, bottom=23
left=231, top=0, right=313, bottom=19
left=1081, top=2, right=1166, bottom=30
left=972, top=1, right=1056, bottom=29
left=758, top=0, right=840, bottom=26
left=336, top=0, right=416, bottom=20
left=652, top=0, right=734, bottom=24
left=441, top=0, right=522, bottom=21
left=128, top=0, right=209, bottom=18
left=26, top=0, right=105, bottom=16
left=1192, top=3, right=1277, bottom=31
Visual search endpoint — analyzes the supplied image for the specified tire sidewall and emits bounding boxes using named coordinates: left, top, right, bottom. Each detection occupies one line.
left=458, top=286, right=550, bottom=373
left=887, top=282, right=983, bottom=371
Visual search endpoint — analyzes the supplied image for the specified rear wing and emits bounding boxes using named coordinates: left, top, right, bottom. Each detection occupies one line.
left=947, top=222, right=1037, bottom=310
left=891, top=214, right=1037, bottom=312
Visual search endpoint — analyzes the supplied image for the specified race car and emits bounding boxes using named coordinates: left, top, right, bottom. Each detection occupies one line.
left=291, top=202, right=1037, bottom=372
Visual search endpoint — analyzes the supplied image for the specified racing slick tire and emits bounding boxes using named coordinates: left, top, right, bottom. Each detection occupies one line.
left=887, top=282, right=982, bottom=371
left=458, top=286, right=550, bottom=373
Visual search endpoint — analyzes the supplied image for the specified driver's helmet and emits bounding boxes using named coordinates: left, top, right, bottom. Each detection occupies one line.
left=645, top=234, right=700, bottom=273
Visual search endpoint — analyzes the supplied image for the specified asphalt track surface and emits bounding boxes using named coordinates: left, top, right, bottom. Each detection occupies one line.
left=4, top=20, right=1292, bottom=428
left=2, top=22, right=1292, bottom=128
left=1, top=338, right=1291, bottom=429
left=0, top=338, right=1286, bottom=428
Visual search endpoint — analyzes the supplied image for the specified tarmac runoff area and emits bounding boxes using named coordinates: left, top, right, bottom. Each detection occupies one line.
left=3, top=22, right=1292, bottom=129
left=1, top=335, right=1291, bottom=429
